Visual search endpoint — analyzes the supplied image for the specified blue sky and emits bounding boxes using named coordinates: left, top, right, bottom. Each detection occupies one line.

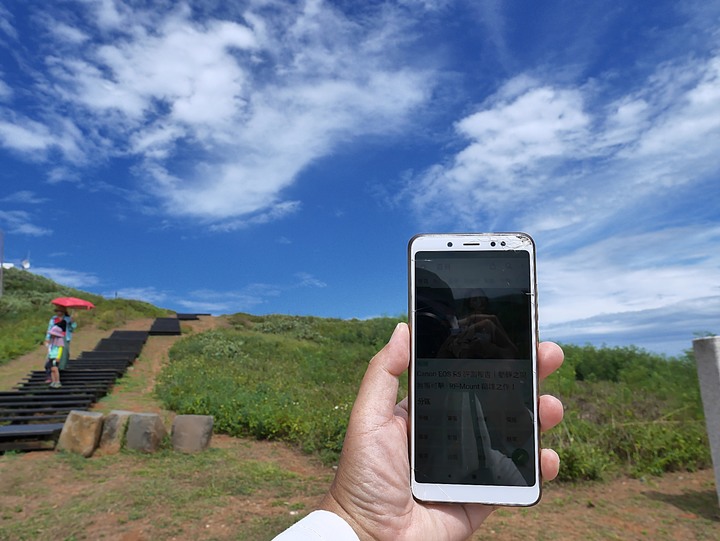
left=0, top=0, right=718, bottom=357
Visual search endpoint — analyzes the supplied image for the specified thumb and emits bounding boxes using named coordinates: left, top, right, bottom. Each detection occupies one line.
left=351, top=323, right=409, bottom=425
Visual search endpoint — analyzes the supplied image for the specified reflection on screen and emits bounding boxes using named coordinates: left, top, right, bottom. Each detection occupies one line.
left=414, top=251, right=536, bottom=486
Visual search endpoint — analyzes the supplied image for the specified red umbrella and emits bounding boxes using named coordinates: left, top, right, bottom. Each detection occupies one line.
left=51, top=297, right=96, bottom=310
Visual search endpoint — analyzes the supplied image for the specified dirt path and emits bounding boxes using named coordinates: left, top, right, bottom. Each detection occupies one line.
left=1, top=318, right=719, bottom=540
left=89, top=316, right=225, bottom=420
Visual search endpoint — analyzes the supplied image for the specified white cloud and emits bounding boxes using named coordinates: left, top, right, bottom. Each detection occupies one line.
left=32, top=267, right=100, bottom=289
left=0, top=79, right=11, bottom=101
left=1, top=191, right=46, bottom=204
left=542, top=296, right=720, bottom=356
left=110, top=287, right=168, bottom=305
left=181, top=284, right=281, bottom=315
left=0, top=210, right=51, bottom=236
left=0, top=1, right=432, bottom=227
left=408, top=51, right=720, bottom=355
left=539, top=226, right=720, bottom=326
left=179, top=272, right=328, bottom=315
left=538, top=225, right=720, bottom=354
left=410, top=52, right=720, bottom=234
left=0, top=4, right=17, bottom=40
left=76, top=0, right=128, bottom=31
left=409, top=77, right=592, bottom=227
left=47, top=167, right=82, bottom=184
left=633, top=56, right=720, bottom=160
left=294, top=272, right=327, bottom=289
left=0, top=111, right=84, bottom=162
left=49, top=21, right=90, bottom=44
left=208, top=201, right=302, bottom=232
left=176, top=299, right=234, bottom=314
left=0, top=117, right=56, bottom=153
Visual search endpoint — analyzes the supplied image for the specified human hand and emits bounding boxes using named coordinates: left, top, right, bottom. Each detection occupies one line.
left=320, top=322, right=564, bottom=541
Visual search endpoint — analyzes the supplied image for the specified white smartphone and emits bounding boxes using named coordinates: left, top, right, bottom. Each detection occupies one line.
left=408, top=233, right=541, bottom=506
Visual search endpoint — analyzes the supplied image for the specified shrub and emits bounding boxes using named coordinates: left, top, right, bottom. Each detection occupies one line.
left=542, top=345, right=710, bottom=480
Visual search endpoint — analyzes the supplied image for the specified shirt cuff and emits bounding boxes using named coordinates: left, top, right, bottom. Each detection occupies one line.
left=272, top=510, right=360, bottom=541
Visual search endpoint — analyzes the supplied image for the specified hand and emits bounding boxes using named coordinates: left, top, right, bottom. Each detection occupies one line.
left=320, top=323, right=564, bottom=541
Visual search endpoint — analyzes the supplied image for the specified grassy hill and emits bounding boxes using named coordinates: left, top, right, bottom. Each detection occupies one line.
left=155, top=313, right=711, bottom=481
left=1, top=267, right=711, bottom=482
left=0, top=266, right=168, bottom=363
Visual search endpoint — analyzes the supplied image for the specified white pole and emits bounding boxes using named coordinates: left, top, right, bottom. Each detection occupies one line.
left=693, top=336, right=720, bottom=507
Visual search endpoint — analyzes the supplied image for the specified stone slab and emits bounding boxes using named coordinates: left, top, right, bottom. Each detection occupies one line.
left=125, top=413, right=167, bottom=453
left=172, top=414, right=214, bottom=453
left=57, top=410, right=104, bottom=458
left=98, top=410, right=134, bottom=454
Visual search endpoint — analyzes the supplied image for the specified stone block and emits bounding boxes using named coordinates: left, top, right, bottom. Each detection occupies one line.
left=125, top=413, right=167, bottom=453
left=172, top=415, right=214, bottom=453
left=98, top=410, right=134, bottom=454
left=57, top=410, right=104, bottom=458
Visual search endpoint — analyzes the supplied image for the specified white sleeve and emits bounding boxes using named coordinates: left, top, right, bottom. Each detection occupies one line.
left=273, top=510, right=360, bottom=541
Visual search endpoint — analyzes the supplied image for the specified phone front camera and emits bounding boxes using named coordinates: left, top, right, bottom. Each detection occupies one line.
left=447, top=242, right=453, bottom=247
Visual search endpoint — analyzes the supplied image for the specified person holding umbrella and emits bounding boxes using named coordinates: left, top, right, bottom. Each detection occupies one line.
left=45, top=297, right=92, bottom=379
left=46, top=306, right=75, bottom=372
left=45, top=317, right=66, bottom=388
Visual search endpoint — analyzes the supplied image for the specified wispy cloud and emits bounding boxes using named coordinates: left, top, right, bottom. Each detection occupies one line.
left=31, top=267, right=99, bottom=289
left=0, top=0, right=434, bottom=228
left=0, top=0, right=716, bottom=357
left=409, top=47, right=720, bottom=354
left=409, top=52, right=720, bottom=233
left=0, top=210, right=51, bottom=236
left=539, top=225, right=720, bottom=326
left=543, top=296, right=720, bottom=355
left=0, top=3, right=17, bottom=40
left=109, top=286, right=168, bottom=306
left=180, top=272, right=327, bottom=314
left=1, top=191, right=46, bottom=204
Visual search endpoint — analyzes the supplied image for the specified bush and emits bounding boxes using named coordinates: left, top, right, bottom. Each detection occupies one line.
left=542, top=344, right=710, bottom=480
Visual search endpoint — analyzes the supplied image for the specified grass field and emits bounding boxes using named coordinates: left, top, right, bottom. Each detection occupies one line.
left=0, top=317, right=718, bottom=540
left=0, top=271, right=718, bottom=539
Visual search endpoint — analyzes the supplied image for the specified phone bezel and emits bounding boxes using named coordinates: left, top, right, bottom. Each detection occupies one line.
left=408, top=233, right=541, bottom=506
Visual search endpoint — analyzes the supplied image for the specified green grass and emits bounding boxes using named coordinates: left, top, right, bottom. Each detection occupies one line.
left=157, top=315, right=711, bottom=478
left=155, top=315, right=403, bottom=463
left=0, top=266, right=712, bottom=481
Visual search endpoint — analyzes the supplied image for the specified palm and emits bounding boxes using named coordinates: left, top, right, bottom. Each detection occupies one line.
left=322, top=324, right=563, bottom=541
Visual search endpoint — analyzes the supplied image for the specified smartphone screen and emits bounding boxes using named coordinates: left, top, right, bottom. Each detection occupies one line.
left=409, top=233, right=540, bottom=505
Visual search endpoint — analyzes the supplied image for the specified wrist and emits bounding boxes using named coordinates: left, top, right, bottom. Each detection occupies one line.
left=319, top=491, right=373, bottom=541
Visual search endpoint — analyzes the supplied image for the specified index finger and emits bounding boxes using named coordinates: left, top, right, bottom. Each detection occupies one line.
left=538, top=341, right=564, bottom=382
left=351, top=323, right=409, bottom=428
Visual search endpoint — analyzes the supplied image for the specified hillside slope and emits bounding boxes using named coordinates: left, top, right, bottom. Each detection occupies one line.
left=0, top=315, right=717, bottom=540
left=0, top=267, right=168, bottom=363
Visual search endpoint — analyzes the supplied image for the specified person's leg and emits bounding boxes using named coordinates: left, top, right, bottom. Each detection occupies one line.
left=51, top=362, right=61, bottom=387
left=44, top=358, right=52, bottom=383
